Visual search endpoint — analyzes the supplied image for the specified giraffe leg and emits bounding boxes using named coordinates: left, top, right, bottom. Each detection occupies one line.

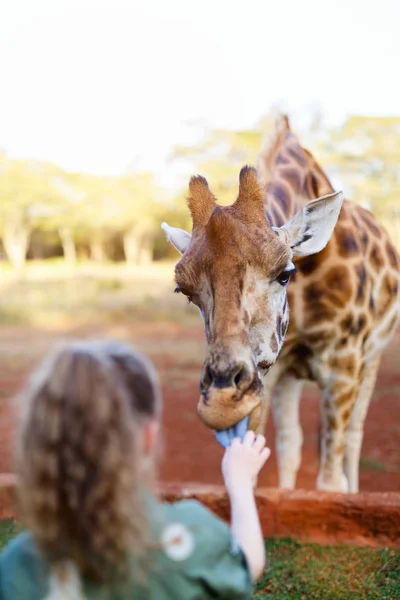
left=272, top=375, right=304, bottom=489
left=316, top=379, right=359, bottom=493
left=344, top=355, right=381, bottom=493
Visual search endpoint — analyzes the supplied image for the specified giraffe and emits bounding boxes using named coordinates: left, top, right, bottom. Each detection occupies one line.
left=162, top=115, right=400, bottom=493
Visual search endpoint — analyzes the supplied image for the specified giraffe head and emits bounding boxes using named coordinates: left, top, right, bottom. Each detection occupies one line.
left=163, top=166, right=343, bottom=442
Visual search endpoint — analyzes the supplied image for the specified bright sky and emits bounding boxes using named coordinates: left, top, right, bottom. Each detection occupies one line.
left=1, top=0, right=399, bottom=189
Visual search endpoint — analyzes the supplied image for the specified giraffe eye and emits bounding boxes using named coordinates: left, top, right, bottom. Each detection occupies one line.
left=276, top=268, right=297, bottom=287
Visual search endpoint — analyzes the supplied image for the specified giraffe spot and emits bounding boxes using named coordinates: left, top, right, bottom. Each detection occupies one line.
left=331, top=353, right=357, bottom=377
left=325, top=434, right=333, bottom=451
left=276, top=153, right=289, bottom=165
left=283, top=295, right=288, bottom=314
left=354, top=263, right=368, bottom=305
left=287, top=146, right=307, bottom=166
left=326, top=265, right=350, bottom=290
left=281, top=167, right=302, bottom=192
left=297, top=243, right=331, bottom=276
left=268, top=182, right=292, bottom=218
left=270, top=332, right=278, bottom=353
left=281, top=319, right=288, bottom=338
left=386, top=241, right=399, bottom=269
left=289, top=345, right=313, bottom=378
left=342, top=407, right=352, bottom=424
left=340, top=313, right=353, bottom=332
left=335, top=337, right=348, bottom=350
left=353, top=315, right=367, bottom=335
left=326, top=414, right=337, bottom=432
left=276, top=315, right=283, bottom=340
left=271, top=205, right=285, bottom=227
left=325, top=266, right=353, bottom=307
left=340, top=314, right=367, bottom=336
left=369, top=245, right=384, bottom=272
left=328, top=382, right=352, bottom=399
left=336, top=442, right=345, bottom=455
left=296, top=254, right=320, bottom=276
left=288, top=363, right=315, bottom=380
left=359, top=209, right=381, bottom=238
left=334, top=389, right=356, bottom=409
left=303, top=281, right=336, bottom=325
left=305, top=329, right=334, bottom=350
left=294, top=345, right=308, bottom=360
left=336, top=226, right=359, bottom=257
left=361, top=232, right=368, bottom=250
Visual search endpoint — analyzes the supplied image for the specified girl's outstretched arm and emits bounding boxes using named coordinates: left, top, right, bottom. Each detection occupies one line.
left=222, top=431, right=270, bottom=581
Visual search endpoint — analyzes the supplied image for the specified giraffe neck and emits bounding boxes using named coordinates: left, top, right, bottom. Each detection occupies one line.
left=260, top=128, right=335, bottom=228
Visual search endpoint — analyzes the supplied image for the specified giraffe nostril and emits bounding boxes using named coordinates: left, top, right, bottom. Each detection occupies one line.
left=233, top=363, right=253, bottom=392
left=234, top=369, right=244, bottom=387
left=200, top=365, right=213, bottom=391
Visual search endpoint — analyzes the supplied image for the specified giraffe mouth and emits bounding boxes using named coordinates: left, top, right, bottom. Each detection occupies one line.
left=215, top=416, right=249, bottom=449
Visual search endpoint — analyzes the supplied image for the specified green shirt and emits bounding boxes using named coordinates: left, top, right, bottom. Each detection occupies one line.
left=0, top=498, right=252, bottom=599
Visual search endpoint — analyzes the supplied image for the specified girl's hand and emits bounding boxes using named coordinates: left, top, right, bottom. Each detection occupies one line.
left=222, top=430, right=270, bottom=494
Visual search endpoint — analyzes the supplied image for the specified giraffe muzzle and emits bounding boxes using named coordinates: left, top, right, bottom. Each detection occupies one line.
left=197, top=360, right=262, bottom=431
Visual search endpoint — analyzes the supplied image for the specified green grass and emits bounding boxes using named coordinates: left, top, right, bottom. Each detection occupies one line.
left=1, top=522, right=399, bottom=598
left=255, top=538, right=400, bottom=599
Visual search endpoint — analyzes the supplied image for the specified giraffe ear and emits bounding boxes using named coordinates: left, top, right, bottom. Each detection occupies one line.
left=273, top=191, right=344, bottom=257
left=161, top=222, right=192, bottom=254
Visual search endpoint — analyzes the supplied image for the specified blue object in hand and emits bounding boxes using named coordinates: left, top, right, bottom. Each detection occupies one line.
left=215, top=416, right=249, bottom=449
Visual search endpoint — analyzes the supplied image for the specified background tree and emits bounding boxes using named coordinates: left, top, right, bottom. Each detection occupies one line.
left=315, top=116, right=400, bottom=246
left=0, top=155, right=67, bottom=270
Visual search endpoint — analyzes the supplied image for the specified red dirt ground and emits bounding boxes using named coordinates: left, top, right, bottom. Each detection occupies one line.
left=0, top=322, right=399, bottom=492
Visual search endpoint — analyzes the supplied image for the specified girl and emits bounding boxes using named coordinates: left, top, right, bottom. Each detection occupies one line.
left=0, top=340, right=270, bottom=599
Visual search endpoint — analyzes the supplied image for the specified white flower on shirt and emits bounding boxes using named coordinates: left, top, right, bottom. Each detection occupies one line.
left=161, top=523, right=195, bottom=562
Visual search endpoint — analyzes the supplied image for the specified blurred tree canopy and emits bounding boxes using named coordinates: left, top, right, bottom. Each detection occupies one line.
left=314, top=116, right=400, bottom=247
left=0, top=154, right=186, bottom=269
left=0, top=113, right=399, bottom=270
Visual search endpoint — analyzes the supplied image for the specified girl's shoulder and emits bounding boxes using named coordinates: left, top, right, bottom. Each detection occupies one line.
left=163, top=498, right=227, bottom=528
left=150, top=499, right=252, bottom=599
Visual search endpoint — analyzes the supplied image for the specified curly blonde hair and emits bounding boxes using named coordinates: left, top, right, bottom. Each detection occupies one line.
left=15, top=340, right=161, bottom=588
